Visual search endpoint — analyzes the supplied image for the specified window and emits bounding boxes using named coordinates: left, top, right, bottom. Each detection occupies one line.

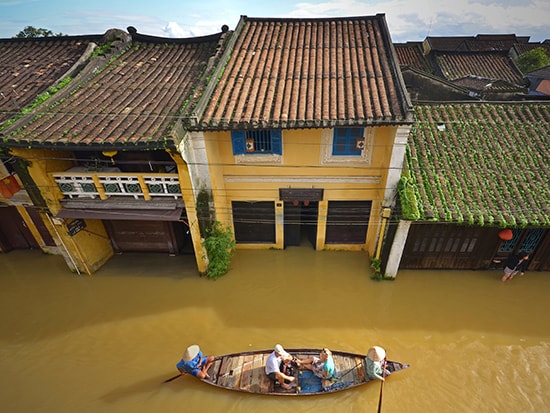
left=232, top=201, right=276, bottom=243
left=325, top=201, right=372, bottom=244
left=320, top=127, right=373, bottom=165
left=332, top=128, right=364, bottom=156
left=231, top=130, right=282, bottom=155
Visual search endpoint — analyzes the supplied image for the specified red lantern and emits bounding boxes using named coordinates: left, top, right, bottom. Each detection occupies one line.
left=498, top=229, right=513, bottom=241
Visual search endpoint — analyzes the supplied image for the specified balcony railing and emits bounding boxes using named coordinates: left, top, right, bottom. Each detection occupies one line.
left=52, top=168, right=182, bottom=200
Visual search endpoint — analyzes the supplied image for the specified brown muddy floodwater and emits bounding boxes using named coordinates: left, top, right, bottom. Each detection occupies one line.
left=1, top=247, right=549, bottom=413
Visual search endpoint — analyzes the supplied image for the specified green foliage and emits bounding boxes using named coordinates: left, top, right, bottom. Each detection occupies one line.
left=14, top=26, right=65, bottom=38
left=398, top=174, right=421, bottom=220
left=196, top=189, right=212, bottom=238
left=202, top=221, right=236, bottom=280
left=370, top=257, right=394, bottom=281
left=1, top=77, right=72, bottom=131
left=515, top=47, right=550, bottom=73
left=92, top=42, right=113, bottom=57
left=370, top=258, right=384, bottom=281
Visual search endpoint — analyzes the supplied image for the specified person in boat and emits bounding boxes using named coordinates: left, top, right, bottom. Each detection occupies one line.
left=265, top=344, right=296, bottom=390
left=296, top=348, right=336, bottom=388
left=366, top=346, right=389, bottom=381
left=176, top=344, right=215, bottom=379
left=501, top=252, right=529, bottom=282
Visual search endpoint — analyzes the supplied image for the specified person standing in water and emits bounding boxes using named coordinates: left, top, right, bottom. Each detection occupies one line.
left=501, top=253, right=529, bottom=282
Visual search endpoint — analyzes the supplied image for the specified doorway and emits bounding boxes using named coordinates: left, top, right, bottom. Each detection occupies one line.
left=283, top=201, right=318, bottom=248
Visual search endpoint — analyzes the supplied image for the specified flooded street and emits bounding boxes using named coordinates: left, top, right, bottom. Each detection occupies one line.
left=1, top=248, right=549, bottom=413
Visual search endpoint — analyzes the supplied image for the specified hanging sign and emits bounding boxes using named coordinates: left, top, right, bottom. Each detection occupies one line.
left=67, top=219, right=86, bottom=236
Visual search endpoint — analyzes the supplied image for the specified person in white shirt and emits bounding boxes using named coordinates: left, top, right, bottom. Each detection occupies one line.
left=265, top=344, right=296, bottom=390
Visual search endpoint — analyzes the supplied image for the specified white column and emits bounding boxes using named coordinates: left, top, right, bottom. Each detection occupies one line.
left=385, top=220, right=412, bottom=278
left=383, top=125, right=410, bottom=207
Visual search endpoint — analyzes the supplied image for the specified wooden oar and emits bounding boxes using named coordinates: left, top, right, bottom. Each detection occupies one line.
left=377, top=360, right=386, bottom=413
left=163, top=372, right=186, bottom=383
left=337, top=360, right=363, bottom=381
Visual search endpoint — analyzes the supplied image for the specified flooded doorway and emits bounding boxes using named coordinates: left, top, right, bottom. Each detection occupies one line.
left=283, top=201, right=318, bottom=248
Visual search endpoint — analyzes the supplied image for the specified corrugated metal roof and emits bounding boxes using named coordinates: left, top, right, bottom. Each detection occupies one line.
left=195, top=15, right=412, bottom=130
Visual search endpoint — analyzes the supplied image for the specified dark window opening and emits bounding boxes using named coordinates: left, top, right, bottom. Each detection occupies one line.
left=232, top=201, right=276, bottom=243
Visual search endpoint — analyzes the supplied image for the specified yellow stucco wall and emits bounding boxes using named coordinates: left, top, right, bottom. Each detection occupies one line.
left=203, top=126, right=398, bottom=255
left=169, top=151, right=208, bottom=274
left=9, top=148, right=113, bottom=274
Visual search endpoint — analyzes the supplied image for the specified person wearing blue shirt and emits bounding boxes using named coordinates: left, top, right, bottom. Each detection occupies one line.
left=176, top=344, right=215, bottom=379
left=296, top=348, right=335, bottom=388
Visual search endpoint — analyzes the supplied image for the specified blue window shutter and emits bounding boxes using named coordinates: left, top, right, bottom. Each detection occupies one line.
left=231, top=131, right=246, bottom=155
left=271, top=130, right=282, bottom=155
left=332, top=128, right=348, bottom=155
left=333, top=128, right=363, bottom=155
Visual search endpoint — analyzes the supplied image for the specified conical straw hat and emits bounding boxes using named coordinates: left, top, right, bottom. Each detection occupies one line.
left=367, top=346, right=386, bottom=362
left=183, top=344, right=200, bottom=361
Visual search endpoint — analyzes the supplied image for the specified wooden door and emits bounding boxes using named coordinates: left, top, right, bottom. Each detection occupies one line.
left=0, top=206, right=40, bottom=251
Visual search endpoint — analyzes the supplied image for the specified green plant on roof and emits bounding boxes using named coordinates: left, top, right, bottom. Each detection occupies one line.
left=1, top=77, right=72, bottom=131
left=398, top=174, right=420, bottom=220
left=92, top=42, right=113, bottom=57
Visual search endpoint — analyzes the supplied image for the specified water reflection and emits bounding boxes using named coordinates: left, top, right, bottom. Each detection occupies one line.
left=1, top=249, right=549, bottom=412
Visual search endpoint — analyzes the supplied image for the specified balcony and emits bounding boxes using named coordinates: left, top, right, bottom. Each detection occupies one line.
left=52, top=167, right=182, bottom=201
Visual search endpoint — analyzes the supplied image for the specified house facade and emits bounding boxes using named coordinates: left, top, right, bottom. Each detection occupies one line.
left=0, top=33, right=111, bottom=256
left=1, top=15, right=413, bottom=275
left=184, top=15, right=413, bottom=257
left=382, top=35, right=550, bottom=276
left=2, top=20, right=548, bottom=277
left=1, top=27, right=232, bottom=274
left=384, top=102, right=550, bottom=276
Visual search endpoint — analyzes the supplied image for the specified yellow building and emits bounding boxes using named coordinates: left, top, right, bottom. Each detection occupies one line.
left=185, top=15, right=413, bottom=258
left=1, top=16, right=412, bottom=275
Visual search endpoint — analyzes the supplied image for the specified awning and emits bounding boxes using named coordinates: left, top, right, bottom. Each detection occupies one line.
left=56, top=207, right=183, bottom=221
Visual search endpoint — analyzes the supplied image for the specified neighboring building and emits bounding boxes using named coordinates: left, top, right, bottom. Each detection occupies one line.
left=525, top=65, right=550, bottom=96
left=185, top=15, right=413, bottom=257
left=1, top=27, right=232, bottom=274
left=399, top=66, right=478, bottom=102
left=394, top=34, right=550, bottom=100
left=0, top=33, right=111, bottom=255
left=384, top=102, right=550, bottom=276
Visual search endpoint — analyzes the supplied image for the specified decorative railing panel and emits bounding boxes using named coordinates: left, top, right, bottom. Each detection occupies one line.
left=52, top=170, right=182, bottom=200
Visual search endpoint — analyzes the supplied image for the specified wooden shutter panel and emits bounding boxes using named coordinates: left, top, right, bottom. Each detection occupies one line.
left=231, top=131, right=246, bottom=155
left=271, top=130, right=282, bottom=155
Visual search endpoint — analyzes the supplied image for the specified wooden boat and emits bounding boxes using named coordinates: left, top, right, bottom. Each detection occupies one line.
left=197, top=348, right=409, bottom=396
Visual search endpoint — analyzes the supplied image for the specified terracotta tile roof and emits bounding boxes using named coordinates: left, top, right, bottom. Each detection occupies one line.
left=1, top=28, right=229, bottom=149
left=0, top=35, right=102, bottom=125
left=424, top=34, right=526, bottom=53
left=452, top=75, right=525, bottom=94
left=424, top=36, right=480, bottom=54
left=401, top=103, right=550, bottom=226
left=462, top=34, right=522, bottom=52
left=433, top=51, right=524, bottom=85
left=526, top=65, right=550, bottom=78
left=195, top=15, right=412, bottom=130
left=394, top=42, right=433, bottom=73
left=512, top=42, right=550, bottom=57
